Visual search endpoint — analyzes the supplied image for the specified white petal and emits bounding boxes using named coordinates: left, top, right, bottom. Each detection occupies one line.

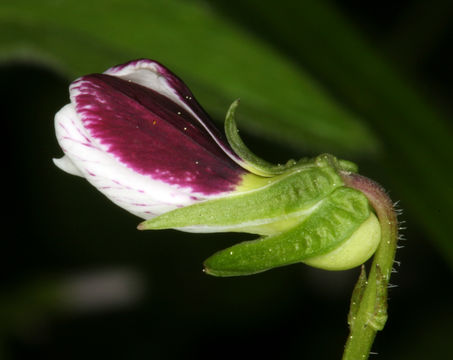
left=53, top=155, right=84, bottom=177
left=103, top=59, right=186, bottom=110
left=54, top=102, right=203, bottom=219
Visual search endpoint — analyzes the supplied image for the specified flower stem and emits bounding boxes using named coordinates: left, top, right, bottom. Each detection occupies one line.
left=340, top=172, right=399, bottom=360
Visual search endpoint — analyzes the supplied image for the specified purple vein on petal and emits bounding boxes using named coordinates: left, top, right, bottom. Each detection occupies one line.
left=70, top=74, right=245, bottom=195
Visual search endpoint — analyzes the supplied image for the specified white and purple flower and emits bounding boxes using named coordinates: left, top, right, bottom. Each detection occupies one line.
left=54, top=59, right=260, bottom=220
left=54, top=59, right=382, bottom=276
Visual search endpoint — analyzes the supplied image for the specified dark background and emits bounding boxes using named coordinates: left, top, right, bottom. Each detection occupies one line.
left=2, top=1, right=452, bottom=359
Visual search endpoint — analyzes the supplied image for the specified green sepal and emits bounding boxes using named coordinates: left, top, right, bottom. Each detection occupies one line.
left=203, top=187, right=371, bottom=276
left=315, top=153, right=358, bottom=173
left=302, top=212, right=380, bottom=270
left=138, top=156, right=344, bottom=235
left=225, top=99, right=297, bottom=177
left=338, top=159, right=358, bottom=173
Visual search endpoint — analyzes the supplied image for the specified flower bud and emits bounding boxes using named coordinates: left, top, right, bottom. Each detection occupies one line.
left=54, top=59, right=261, bottom=219
left=54, top=59, right=382, bottom=276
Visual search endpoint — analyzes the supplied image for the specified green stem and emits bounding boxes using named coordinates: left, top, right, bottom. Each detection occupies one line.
left=340, top=172, right=399, bottom=360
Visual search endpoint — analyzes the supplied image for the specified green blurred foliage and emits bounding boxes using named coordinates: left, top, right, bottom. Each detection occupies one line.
left=0, top=0, right=379, bottom=155
left=1, top=0, right=452, bottom=359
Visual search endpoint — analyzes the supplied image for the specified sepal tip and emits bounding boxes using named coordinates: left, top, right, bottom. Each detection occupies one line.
left=137, top=222, right=147, bottom=231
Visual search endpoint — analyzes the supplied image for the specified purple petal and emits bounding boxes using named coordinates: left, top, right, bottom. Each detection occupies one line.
left=70, top=71, right=244, bottom=195
left=104, top=59, right=244, bottom=165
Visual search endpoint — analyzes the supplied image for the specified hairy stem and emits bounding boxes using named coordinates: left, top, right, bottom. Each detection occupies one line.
left=340, top=172, right=399, bottom=360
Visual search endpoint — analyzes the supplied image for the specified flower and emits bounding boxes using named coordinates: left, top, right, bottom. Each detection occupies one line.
left=54, top=59, right=262, bottom=220
left=54, top=59, right=381, bottom=276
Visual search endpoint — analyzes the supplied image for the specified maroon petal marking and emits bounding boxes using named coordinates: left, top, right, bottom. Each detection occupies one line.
left=71, top=74, right=245, bottom=195
left=106, top=59, right=243, bottom=164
